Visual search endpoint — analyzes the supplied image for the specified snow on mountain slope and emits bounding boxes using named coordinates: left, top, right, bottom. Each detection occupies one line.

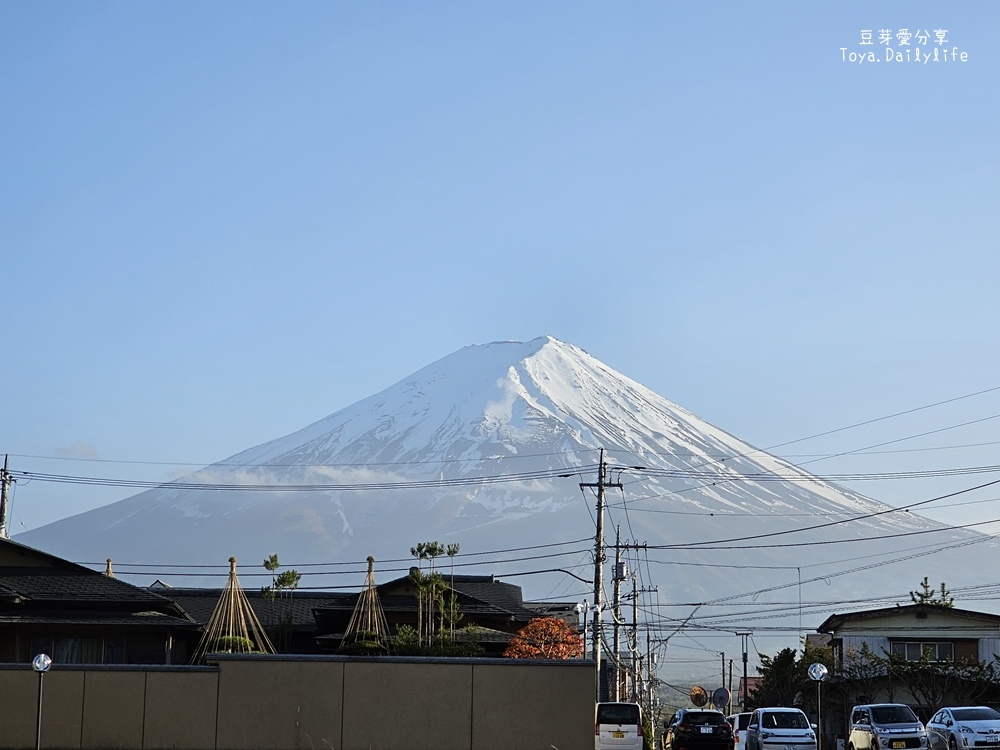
left=15, top=336, right=994, bottom=613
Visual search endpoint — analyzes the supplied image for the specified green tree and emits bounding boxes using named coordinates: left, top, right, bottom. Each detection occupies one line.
left=909, top=577, right=954, bottom=607
left=260, top=554, right=301, bottom=650
left=749, top=647, right=803, bottom=708
left=750, top=641, right=833, bottom=711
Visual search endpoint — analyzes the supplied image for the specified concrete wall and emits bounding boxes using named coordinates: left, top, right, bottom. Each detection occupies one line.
left=0, top=655, right=594, bottom=750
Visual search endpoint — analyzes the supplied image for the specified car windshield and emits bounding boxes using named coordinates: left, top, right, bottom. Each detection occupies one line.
left=872, top=706, right=919, bottom=724
left=686, top=712, right=726, bottom=726
left=952, top=709, right=1000, bottom=722
left=763, top=712, right=809, bottom=729
left=598, top=704, right=641, bottom=724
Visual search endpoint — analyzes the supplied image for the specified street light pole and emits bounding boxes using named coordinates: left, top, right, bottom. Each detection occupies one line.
left=809, top=662, right=829, bottom=750
left=32, top=653, right=52, bottom=750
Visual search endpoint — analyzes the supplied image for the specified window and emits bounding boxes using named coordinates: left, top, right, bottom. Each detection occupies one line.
left=952, top=709, right=1000, bottom=722
left=597, top=703, right=641, bottom=725
left=872, top=706, right=919, bottom=724
left=764, top=712, right=809, bottom=729
left=890, top=641, right=954, bottom=662
left=27, top=636, right=129, bottom=665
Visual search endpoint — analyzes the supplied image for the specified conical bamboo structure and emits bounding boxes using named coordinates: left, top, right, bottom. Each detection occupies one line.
left=191, top=557, right=275, bottom=664
left=340, top=556, right=390, bottom=654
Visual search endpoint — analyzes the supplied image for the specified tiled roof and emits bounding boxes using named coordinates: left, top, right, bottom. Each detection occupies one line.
left=0, top=567, right=188, bottom=611
left=320, top=574, right=557, bottom=624
left=166, top=588, right=350, bottom=628
left=0, top=611, right=199, bottom=628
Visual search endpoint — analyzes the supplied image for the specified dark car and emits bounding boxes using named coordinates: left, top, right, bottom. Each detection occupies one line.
left=663, top=709, right=734, bottom=750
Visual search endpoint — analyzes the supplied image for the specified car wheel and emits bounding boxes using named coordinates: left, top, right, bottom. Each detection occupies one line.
left=949, top=738, right=958, bottom=750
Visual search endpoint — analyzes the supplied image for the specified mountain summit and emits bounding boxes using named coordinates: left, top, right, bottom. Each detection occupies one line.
left=16, top=336, right=990, bottom=609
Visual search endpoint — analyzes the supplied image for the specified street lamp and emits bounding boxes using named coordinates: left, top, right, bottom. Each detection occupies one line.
left=32, top=653, right=52, bottom=750
left=808, top=662, right=828, bottom=750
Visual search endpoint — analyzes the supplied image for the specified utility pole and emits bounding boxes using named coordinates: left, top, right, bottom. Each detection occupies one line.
left=0, top=455, right=14, bottom=540
left=630, top=575, right=638, bottom=701
left=612, top=526, right=623, bottom=701
left=581, top=449, right=622, bottom=702
left=739, top=632, right=752, bottom=710
left=721, top=651, right=726, bottom=697
left=728, top=658, right=734, bottom=714
left=646, top=631, right=655, bottom=716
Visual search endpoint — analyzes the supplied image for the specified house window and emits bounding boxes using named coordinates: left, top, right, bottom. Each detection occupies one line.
left=27, top=637, right=129, bottom=664
left=890, top=641, right=954, bottom=662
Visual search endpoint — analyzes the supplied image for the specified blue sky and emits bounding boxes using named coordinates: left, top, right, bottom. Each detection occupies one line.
left=3, top=1, right=999, bottom=535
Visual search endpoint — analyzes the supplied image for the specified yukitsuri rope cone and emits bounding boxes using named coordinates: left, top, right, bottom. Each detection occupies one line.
left=191, top=556, right=275, bottom=664
left=340, top=556, right=390, bottom=654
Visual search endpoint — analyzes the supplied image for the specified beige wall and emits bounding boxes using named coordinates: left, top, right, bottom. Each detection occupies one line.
left=0, top=656, right=594, bottom=750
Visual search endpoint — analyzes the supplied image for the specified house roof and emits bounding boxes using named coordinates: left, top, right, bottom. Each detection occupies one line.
left=368, top=573, right=547, bottom=622
left=165, top=588, right=350, bottom=628
left=0, top=539, right=191, bottom=619
left=0, top=610, right=199, bottom=628
left=816, top=603, right=1000, bottom=633
left=0, top=568, right=185, bottom=608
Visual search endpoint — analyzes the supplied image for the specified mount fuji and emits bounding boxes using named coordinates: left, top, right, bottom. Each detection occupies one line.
left=16, top=336, right=995, bottom=617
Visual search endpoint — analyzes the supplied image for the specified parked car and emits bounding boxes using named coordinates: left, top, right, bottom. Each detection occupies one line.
left=663, top=709, right=734, bottom=750
left=926, top=707, right=1000, bottom=750
left=728, top=713, right=753, bottom=750
left=848, top=704, right=927, bottom=750
left=745, top=707, right=817, bottom=750
left=596, top=701, right=644, bottom=750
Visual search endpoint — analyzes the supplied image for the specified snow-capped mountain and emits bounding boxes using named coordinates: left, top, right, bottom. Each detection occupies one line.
left=15, top=336, right=993, bottom=614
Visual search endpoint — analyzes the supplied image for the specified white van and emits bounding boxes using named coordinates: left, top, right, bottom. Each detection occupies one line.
left=596, top=702, right=645, bottom=750
left=728, top=712, right=753, bottom=750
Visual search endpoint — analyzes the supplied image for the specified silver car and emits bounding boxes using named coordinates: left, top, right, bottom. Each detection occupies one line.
left=926, top=707, right=1000, bottom=750
left=849, top=704, right=927, bottom=750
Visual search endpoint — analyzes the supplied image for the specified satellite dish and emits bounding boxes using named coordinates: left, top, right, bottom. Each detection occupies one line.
left=711, top=687, right=731, bottom=709
left=690, top=685, right=708, bottom=707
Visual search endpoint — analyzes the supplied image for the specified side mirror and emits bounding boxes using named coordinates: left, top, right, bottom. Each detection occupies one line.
left=812, top=725, right=818, bottom=731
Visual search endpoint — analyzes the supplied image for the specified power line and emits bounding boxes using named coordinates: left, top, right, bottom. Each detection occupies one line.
left=12, top=465, right=596, bottom=491
left=643, top=477, right=1000, bottom=550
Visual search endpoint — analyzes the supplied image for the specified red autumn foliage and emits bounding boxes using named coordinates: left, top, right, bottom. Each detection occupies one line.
left=503, top=616, right=584, bottom=659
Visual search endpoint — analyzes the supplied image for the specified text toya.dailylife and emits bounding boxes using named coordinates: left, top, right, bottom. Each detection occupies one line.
left=841, top=46, right=968, bottom=64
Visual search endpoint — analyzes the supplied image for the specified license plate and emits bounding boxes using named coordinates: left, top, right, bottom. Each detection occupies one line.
left=892, top=743, right=906, bottom=749
left=613, top=731, right=625, bottom=739
left=986, top=739, right=999, bottom=745
left=701, top=727, right=714, bottom=734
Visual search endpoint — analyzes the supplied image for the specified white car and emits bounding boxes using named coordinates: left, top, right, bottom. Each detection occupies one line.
left=926, top=707, right=1000, bottom=750
left=728, top=712, right=753, bottom=750
left=596, top=702, right=645, bottom=750
left=746, top=708, right=818, bottom=750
